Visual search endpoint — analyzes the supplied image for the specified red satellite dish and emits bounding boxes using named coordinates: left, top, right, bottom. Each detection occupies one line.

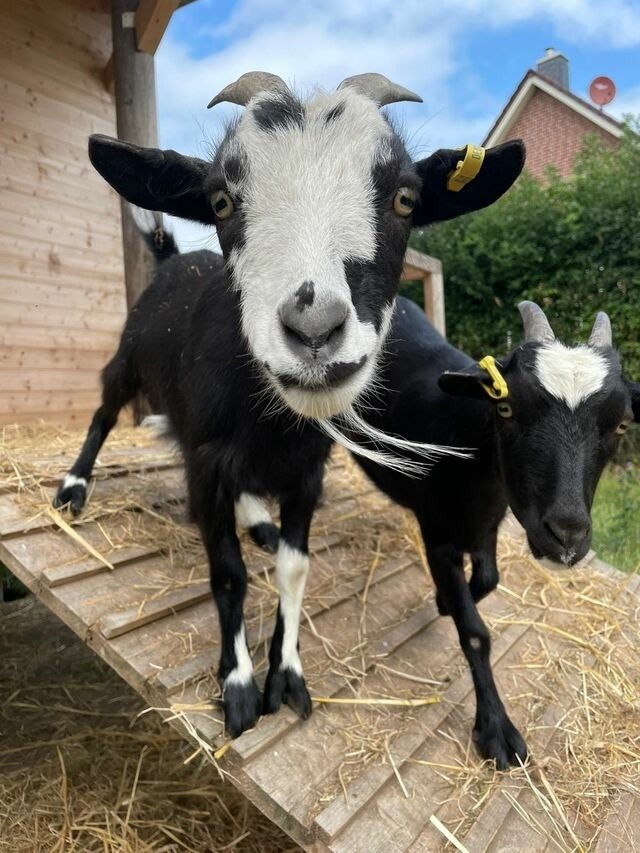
left=589, top=76, right=616, bottom=108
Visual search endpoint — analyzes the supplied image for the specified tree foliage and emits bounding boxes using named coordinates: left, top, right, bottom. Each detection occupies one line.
left=408, top=121, right=640, bottom=378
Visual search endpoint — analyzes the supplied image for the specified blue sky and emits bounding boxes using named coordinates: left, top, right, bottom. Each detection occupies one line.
left=156, top=0, right=640, bottom=248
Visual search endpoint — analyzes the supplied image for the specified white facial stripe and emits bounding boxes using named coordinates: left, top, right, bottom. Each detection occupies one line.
left=275, top=542, right=310, bottom=675
left=235, top=492, right=272, bottom=529
left=63, top=474, right=87, bottom=489
left=535, top=342, right=609, bottom=410
left=224, top=625, right=254, bottom=687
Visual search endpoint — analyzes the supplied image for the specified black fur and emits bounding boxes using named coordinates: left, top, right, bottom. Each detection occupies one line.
left=55, top=242, right=330, bottom=736
left=349, top=296, right=638, bottom=768
left=60, top=117, right=525, bottom=738
left=252, top=93, right=305, bottom=132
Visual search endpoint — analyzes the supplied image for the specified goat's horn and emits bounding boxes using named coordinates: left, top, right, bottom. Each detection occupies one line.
left=337, top=73, right=422, bottom=107
left=518, top=301, right=556, bottom=343
left=588, top=311, right=612, bottom=348
left=207, top=71, right=288, bottom=108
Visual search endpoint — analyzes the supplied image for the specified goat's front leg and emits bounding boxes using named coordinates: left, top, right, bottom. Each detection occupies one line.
left=435, top=528, right=499, bottom=615
left=425, top=541, right=527, bottom=769
left=196, top=483, right=262, bottom=738
left=262, top=475, right=322, bottom=720
left=469, top=527, right=500, bottom=604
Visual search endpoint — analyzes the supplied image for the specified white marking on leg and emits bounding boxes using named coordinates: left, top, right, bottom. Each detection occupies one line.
left=224, top=625, right=254, bottom=687
left=63, top=474, right=87, bottom=490
left=140, top=414, right=170, bottom=435
left=534, top=342, right=609, bottom=410
left=470, top=637, right=482, bottom=650
left=276, top=542, right=310, bottom=676
left=235, top=492, right=272, bottom=529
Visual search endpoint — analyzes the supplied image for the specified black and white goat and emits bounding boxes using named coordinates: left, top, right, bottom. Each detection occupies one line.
left=356, top=298, right=640, bottom=766
left=54, top=71, right=523, bottom=736
left=251, top=297, right=639, bottom=767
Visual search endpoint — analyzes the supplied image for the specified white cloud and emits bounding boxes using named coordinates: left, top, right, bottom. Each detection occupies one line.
left=613, top=84, right=640, bottom=119
left=156, top=0, right=640, bottom=250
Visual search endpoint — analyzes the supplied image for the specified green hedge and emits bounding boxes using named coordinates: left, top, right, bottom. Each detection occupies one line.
left=408, top=120, right=640, bottom=379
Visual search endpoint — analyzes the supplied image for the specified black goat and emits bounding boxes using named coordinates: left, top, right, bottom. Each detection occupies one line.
left=250, top=297, right=639, bottom=767
left=54, top=71, right=523, bottom=737
left=355, top=296, right=639, bottom=767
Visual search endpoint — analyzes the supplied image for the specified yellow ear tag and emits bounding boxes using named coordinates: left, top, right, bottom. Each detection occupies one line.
left=447, top=144, right=486, bottom=192
left=478, top=355, right=509, bottom=400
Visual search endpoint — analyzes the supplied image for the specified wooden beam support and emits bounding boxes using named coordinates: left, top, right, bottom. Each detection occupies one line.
left=111, top=0, right=160, bottom=420
left=422, top=264, right=446, bottom=338
left=135, top=0, right=180, bottom=54
left=401, top=252, right=446, bottom=337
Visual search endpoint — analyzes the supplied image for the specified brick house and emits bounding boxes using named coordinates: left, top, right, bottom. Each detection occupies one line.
left=483, top=49, right=623, bottom=181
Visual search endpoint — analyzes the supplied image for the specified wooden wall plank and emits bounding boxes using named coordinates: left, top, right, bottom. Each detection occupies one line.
left=0, top=258, right=123, bottom=293
left=0, top=234, right=123, bottom=275
left=0, top=279, right=126, bottom=315
left=0, top=301, right=126, bottom=335
left=0, top=213, right=124, bottom=258
left=0, top=37, right=114, bottom=119
left=2, top=187, right=123, bottom=239
left=0, top=345, right=113, bottom=373
left=0, top=324, right=120, bottom=352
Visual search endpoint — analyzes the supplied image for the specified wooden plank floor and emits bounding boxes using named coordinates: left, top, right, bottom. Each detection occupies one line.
left=1, top=426, right=639, bottom=852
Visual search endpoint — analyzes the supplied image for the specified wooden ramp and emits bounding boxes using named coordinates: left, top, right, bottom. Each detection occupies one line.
left=1, top=425, right=639, bottom=852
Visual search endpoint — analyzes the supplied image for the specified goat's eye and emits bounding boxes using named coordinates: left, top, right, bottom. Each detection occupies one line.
left=212, top=190, right=234, bottom=220
left=497, top=402, right=513, bottom=419
left=393, top=187, right=417, bottom=217
left=615, top=419, right=631, bottom=435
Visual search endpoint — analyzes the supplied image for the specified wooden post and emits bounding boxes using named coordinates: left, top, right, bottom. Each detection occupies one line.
left=402, top=249, right=446, bottom=337
left=422, top=261, right=446, bottom=338
left=110, top=0, right=158, bottom=420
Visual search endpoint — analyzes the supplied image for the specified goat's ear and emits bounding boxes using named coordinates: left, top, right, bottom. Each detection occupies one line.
left=438, top=365, right=494, bottom=400
left=88, top=134, right=216, bottom=225
left=413, top=139, right=525, bottom=227
left=628, top=381, right=640, bottom=422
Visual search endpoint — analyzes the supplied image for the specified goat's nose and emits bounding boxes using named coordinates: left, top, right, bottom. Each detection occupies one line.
left=544, top=514, right=591, bottom=549
left=278, top=285, right=348, bottom=355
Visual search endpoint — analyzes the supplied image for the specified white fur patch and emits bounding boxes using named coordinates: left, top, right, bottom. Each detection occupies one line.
left=62, top=474, right=87, bottom=490
left=224, top=625, right=254, bottom=687
left=275, top=542, right=310, bottom=675
left=235, top=493, right=272, bottom=529
left=140, top=414, right=170, bottom=434
left=228, top=88, right=396, bottom=415
left=535, top=342, right=609, bottom=410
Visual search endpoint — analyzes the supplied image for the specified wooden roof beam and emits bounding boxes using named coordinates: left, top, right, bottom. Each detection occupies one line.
left=135, top=0, right=180, bottom=54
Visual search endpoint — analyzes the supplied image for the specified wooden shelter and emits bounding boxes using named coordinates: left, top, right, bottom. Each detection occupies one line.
left=0, top=0, right=444, bottom=429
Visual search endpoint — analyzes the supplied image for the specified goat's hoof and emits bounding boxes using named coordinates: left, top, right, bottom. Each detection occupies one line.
left=53, top=478, right=87, bottom=516
left=263, top=667, right=312, bottom=720
left=469, top=564, right=499, bottom=603
left=474, top=715, right=527, bottom=770
left=249, top=522, right=280, bottom=554
left=222, top=680, right=262, bottom=738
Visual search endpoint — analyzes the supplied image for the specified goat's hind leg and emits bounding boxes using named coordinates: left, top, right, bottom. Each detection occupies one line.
left=53, top=354, right=136, bottom=515
left=235, top=492, right=280, bottom=554
left=425, top=539, right=527, bottom=769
